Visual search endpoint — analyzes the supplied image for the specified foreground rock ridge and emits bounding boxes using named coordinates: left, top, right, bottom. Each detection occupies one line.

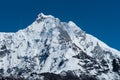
left=0, top=13, right=120, bottom=80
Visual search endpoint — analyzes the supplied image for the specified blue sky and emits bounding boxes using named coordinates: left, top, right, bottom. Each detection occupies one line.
left=0, top=0, right=120, bottom=50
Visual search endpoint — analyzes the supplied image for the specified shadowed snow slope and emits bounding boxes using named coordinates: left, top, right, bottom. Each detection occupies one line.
left=0, top=13, right=120, bottom=80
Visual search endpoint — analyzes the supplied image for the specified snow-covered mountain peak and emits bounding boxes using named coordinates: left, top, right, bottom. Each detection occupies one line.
left=24, top=13, right=61, bottom=33
left=36, top=13, right=56, bottom=24
left=38, top=13, right=54, bottom=18
left=0, top=13, right=120, bottom=80
left=20, top=13, right=120, bottom=58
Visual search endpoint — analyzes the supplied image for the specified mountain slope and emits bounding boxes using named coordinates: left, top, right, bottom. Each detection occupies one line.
left=0, top=13, right=120, bottom=80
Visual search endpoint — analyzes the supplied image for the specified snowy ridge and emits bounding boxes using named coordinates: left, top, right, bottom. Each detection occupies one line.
left=0, top=13, right=120, bottom=80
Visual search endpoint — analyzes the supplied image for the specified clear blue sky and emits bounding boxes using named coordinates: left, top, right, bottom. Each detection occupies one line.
left=0, top=0, right=120, bottom=50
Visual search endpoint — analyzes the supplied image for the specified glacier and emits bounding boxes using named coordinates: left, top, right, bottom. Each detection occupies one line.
left=0, top=13, right=120, bottom=80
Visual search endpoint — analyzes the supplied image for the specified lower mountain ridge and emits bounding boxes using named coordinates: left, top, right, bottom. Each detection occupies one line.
left=0, top=13, right=120, bottom=80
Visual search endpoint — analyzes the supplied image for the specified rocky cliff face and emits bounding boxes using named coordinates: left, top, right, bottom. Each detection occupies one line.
left=0, top=13, right=120, bottom=80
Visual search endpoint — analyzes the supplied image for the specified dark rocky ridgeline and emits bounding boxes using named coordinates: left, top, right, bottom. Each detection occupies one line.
left=38, top=70, right=98, bottom=80
left=0, top=76, right=25, bottom=80
left=39, top=72, right=80, bottom=80
left=0, top=72, right=98, bottom=80
left=34, top=72, right=97, bottom=80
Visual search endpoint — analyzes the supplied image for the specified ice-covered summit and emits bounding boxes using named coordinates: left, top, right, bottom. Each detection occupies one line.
left=0, top=13, right=120, bottom=80
left=38, top=13, right=54, bottom=18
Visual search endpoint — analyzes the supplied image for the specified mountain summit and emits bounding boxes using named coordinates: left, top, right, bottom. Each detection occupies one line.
left=0, top=13, right=120, bottom=80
